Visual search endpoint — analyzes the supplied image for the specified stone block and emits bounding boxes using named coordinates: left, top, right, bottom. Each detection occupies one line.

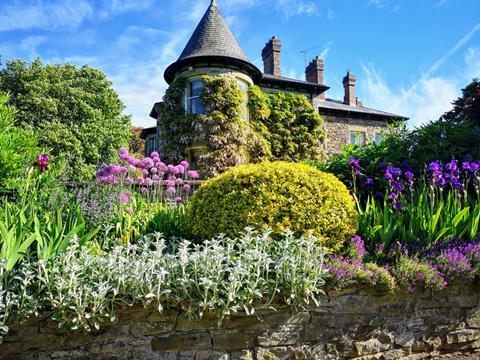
left=230, top=350, right=253, bottom=360
left=152, top=333, right=212, bottom=351
left=195, top=350, right=229, bottom=360
left=257, top=325, right=301, bottom=346
left=212, top=330, right=256, bottom=351
left=446, top=329, right=480, bottom=344
left=354, top=338, right=391, bottom=356
left=130, top=320, right=174, bottom=336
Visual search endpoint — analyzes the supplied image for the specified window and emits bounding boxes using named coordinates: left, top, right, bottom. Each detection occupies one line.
left=185, top=78, right=204, bottom=114
left=349, top=131, right=366, bottom=145
left=375, top=133, right=384, bottom=144
left=146, top=136, right=158, bottom=156
left=237, top=79, right=249, bottom=120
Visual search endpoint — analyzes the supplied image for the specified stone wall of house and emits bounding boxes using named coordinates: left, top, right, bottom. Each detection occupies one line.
left=2, top=286, right=480, bottom=360
left=322, top=115, right=390, bottom=156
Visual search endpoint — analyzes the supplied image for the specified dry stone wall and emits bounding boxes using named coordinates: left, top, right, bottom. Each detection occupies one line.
left=1, top=286, right=480, bottom=359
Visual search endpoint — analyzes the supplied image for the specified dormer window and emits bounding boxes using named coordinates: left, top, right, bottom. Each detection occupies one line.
left=185, top=78, right=204, bottom=114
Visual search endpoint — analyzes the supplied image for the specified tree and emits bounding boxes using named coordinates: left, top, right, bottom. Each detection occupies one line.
left=443, top=78, right=480, bottom=126
left=0, top=92, right=39, bottom=191
left=0, top=59, right=131, bottom=181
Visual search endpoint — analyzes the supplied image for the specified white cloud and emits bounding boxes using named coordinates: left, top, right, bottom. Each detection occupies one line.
left=358, top=21, right=480, bottom=128
left=0, top=0, right=94, bottom=32
left=275, top=0, right=319, bottom=20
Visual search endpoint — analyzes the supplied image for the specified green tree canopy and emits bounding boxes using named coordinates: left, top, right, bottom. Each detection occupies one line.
left=443, top=78, right=480, bottom=126
left=0, top=59, right=131, bottom=181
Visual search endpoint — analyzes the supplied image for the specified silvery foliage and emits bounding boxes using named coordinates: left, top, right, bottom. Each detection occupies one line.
left=0, top=229, right=328, bottom=339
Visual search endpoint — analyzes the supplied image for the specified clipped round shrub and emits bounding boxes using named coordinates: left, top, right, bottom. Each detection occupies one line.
left=187, top=161, right=358, bottom=251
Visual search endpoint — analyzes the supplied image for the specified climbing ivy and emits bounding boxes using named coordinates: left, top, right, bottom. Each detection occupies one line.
left=159, top=77, right=325, bottom=178
left=248, top=85, right=325, bottom=162
left=159, top=76, right=269, bottom=178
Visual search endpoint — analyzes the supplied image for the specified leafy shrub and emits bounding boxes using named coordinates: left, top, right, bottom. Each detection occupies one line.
left=187, top=162, right=357, bottom=251
left=0, top=93, right=39, bottom=192
left=0, top=230, right=328, bottom=338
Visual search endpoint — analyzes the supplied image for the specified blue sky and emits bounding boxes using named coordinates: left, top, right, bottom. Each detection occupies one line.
left=0, top=0, right=479, bottom=128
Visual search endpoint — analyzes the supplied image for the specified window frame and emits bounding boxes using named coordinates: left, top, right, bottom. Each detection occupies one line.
left=184, top=77, right=204, bottom=115
left=349, top=131, right=366, bottom=145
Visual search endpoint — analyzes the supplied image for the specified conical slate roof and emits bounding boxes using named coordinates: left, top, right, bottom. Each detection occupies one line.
left=164, top=0, right=260, bottom=83
left=178, top=0, right=249, bottom=62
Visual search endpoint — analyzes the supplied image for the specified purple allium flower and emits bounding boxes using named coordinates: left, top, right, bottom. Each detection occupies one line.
left=144, top=178, right=154, bottom=186
left=183, top=183, right=191, bottom=191
left=136, top=177, right=144, bottom=185
left=175, top=177, right=184, bottom=185
left=141, top=168, right=149, bottom=175
left=118, top=192, right=130, bottom=204
left=152, top=174, right=160, bottom=181
left=150, top=151, right=159, bottom=158
left=118, top=148, right=128, bottom=157
left=167, top=186, right=176, bottom=194
left=150, top=167, right=158, bottom=173
left=141, top=187, right=148, bottom=194
left=175, top=196, right=183, bottom=203
left=180, top=161, right=189, bottom=168
left=187, top=170, right=199, bottom=178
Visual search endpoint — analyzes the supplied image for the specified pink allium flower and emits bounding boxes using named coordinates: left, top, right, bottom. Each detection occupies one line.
left=175, top=197, right=182, bottom=203
left=118, top=148, right=128, bottom=157
left=150, top=167, right=158, bottom=173
left=165, top=179, right=175, bottom=187
left=152, top=175, right=160, bottom=181
left=175, top=177, right=184, bottom=185
left=187, top=170, right=199, bottom=178
left=125, top=177, right=134, bottom=184
left=152, top=156, right=160, bottom=163
left=144, top=178, right=154, bottom=186
left=167, top=186, right=176, bottom=194
left=176, top=165, right=185, bottom=174
left=167, top=165, right=178, bottom=174
left=141, top=187, right=148, bottom=194
left=180, top=161, right=189, bottom=169
left=183, top=184, right=191, bottom=191
left=150, top=151, right=160, bottom=158
left=157, top=162, right=168, bottom=171
left=141, top=168, right=149, bottom=175
left=136, top=177, right=144, bottom=185
left=119, top=166, right=128, bottom=175
left=125, top=207, right=133, bottom=214
left=142, top=158, right=154, bottom=169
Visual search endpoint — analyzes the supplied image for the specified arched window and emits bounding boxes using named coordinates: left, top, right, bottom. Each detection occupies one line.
left=184, top=78, right=204, bottom=114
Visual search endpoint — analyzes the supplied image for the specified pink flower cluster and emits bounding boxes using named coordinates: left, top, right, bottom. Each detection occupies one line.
left=96, top=148, right=200, bottom=204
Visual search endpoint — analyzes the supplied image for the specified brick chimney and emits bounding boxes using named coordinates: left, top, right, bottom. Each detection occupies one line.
left=306, top=56, right=325, bottom=99
left=343, top=71, right=357, bottom=106
left=262, top=36, right=281, bottom=76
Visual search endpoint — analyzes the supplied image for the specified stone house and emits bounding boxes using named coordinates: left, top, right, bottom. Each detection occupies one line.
left=142, top=0, right=407, bottom=159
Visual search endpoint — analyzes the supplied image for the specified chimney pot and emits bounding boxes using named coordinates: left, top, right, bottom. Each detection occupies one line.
left=262, top=36, right=282, bottom=76
left=343, top=71, right=357, bottom=106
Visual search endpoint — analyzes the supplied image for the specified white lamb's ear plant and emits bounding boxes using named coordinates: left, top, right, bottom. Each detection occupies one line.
left=0, top=229, right=328, bottom=341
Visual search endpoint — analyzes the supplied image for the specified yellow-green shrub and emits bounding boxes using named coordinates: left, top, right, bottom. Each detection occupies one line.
left=187, top=162, right=358, bottom=251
